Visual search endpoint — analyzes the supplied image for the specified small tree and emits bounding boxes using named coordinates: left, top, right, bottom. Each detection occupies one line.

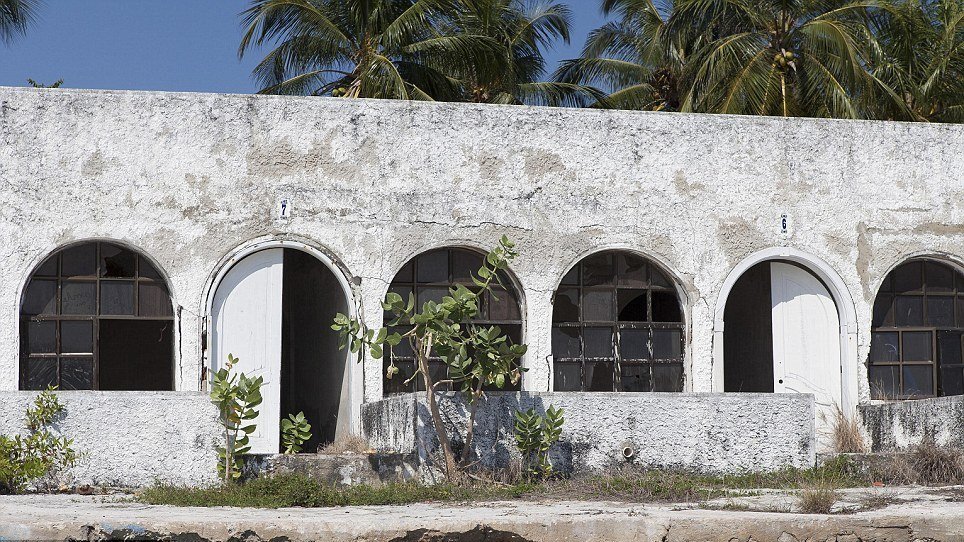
left=332, top=236, right=527, bottom=480
left=210, top=354, right=263, bottom=483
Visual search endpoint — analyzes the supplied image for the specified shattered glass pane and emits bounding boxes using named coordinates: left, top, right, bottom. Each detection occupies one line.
left=60, top=357, right=94, bottom=390
left=25, top=358, right=57, bottom=390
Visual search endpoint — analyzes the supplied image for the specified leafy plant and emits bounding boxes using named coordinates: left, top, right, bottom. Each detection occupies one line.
left=514, top=405, right=564, bottom=478
left=27, top=78, right=63, bottom=88
left=333, top=235, right=527, bottom=481
left=281, top=412, right=312, bottom=454
left=210, top=354, right=264, bottom=482
left=0, top=386, right=77, bottom=493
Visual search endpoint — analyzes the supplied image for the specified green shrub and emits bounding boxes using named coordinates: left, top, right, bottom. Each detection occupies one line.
left=210, top=353, right=264, bottom=482
left=514, top=405, right=564, bottom=478
left=281, top=412, right=312, bottom=454
left=0, top=387, right=77, bottom=493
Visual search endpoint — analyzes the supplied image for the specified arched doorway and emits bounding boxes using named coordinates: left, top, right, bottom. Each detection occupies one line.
left=722, top=261, right=842, bottom=408
left=20, top=241, right=174, bottom=391
left=715, top=249, right=857, bottom=450
left=210, top=244, right=351, bottom=454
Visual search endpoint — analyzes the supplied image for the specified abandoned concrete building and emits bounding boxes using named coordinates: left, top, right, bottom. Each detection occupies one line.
left=2, top=86, right=964, bottom=485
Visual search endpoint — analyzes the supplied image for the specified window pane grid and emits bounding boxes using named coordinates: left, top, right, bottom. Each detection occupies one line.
left=552, top=251, right=684, bottom=393
left=870, top=260, right=964, bottom=399
left=20, top=242, right=173, bottom=391
left=383, top=248, right=524, bottom=396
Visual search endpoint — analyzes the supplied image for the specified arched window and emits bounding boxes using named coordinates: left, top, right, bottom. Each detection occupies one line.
left=869, top=259, right=964, bottom=399
left=20, top=242, right=174, bottom=391
left=552, top=251, right=684, bottom=392
left=383, top=247, right=523, bottom=395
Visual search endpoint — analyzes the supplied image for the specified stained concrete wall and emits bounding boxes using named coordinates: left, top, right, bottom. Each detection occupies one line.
left=362, top=392, right=816, bottom=473
left=859, top=396, right=964, bottom=452
left=4, top=86, right=964, bottom=424
left=0, top=391, right=219, bottom=487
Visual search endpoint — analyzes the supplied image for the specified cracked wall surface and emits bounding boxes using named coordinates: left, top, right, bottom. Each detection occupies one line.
left=3, top=87, right=964, bottom=428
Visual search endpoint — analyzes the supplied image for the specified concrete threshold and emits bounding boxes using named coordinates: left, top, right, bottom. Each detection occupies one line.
left=1, top=492, right=962, bottom=542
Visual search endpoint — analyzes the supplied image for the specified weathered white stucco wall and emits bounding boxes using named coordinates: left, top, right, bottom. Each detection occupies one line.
left=3, top=87, right=964, bottom=430
left=859, top=396, right=964, bottom=452
left=0, top=391, right=219, bottom=487
left=363, top=392, right=816, bottom=473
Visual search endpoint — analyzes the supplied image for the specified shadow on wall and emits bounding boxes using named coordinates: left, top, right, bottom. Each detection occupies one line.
left=363, top=391, right=816, bottom=475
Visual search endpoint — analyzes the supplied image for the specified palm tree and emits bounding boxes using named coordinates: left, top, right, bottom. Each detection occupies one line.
left=442, top=0, right=600, bottom=106
left=554, top=0, right=688, bottom=111
left=0, top=0, right=39, bottom=44
left=669, top=0, right=874, bottom=118
left=239, top=0, right=504, bottom=100
left=861, top=0, right=964, bottom=122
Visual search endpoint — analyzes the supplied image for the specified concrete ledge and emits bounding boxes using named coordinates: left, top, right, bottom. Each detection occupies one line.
left=859, top=396, right=964, bottom=452
left=1, top=493, right=962, bottom=542
left=0, top=391, right=219, bottom=488
left=363, top=392, right=816, bottom=474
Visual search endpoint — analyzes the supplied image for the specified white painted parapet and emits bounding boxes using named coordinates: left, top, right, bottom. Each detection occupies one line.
left=0, top=391, right=220, bottom=488
left=363, top=392, right=816, bottom=474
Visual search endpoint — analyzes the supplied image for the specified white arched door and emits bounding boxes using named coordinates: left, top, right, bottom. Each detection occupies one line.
left=211, top=249, right=283, bottom=454
left=770, top=262, right=842, bottom=427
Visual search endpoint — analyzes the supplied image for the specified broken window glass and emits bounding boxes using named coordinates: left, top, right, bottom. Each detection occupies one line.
left=551, top=250, right=685, bottom=392
left=19, top=241, right=174, bottom=391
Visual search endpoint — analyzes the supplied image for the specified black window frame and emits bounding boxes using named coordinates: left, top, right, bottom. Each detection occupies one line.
left=382, top=247, right=525, bottom=396
left=869, top=259, right=964, bottom=399
left=551, top=251, right=685, bottom=392
left=19, top=242, right=175, bottom=391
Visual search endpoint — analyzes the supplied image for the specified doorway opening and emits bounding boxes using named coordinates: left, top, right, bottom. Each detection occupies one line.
left=722, top=260, right=842, bottom=409
left=211, top=246, right=350, bottom=454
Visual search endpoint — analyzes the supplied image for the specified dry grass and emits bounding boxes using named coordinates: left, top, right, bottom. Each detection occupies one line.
left=828, top=405, right=867, bottom=454
left=866, top=439, right=964, bottom=486
left=909, top=439, right=964, bottom=485
left=797, top=485, right=839, bottom=514
left=317, top=435, right=371, bottom=455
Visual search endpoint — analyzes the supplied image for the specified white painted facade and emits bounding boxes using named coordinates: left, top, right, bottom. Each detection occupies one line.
left=3, top=86, right=964, bottom=446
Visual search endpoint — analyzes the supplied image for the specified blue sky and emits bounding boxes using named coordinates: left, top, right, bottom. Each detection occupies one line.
left=0, top=1, right=608, bottom=94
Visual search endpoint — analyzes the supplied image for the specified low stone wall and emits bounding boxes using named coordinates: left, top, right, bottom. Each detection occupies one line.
left=0, top=391, right=220, bottom=488
left=249, top=453, right=419, bottom=486
left=859, top=396, right=964, bottom=452
left=362, top=392, right=816, bottom=474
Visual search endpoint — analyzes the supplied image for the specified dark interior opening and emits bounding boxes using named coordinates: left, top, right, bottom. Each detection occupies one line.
left=99, top=320, right=174, bottom=391
left=723, top=261, right=774, bottom=392
left=280, top=249, right=349, bottom=452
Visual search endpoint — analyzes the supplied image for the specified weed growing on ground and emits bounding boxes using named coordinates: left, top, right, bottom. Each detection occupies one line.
left=865, top=440, right=964, bottom=486
left=138, top=459, right=872, bottom=509
left=858, top=488, right=902, bottom=511
left=139, top=475, right=516, bottom=508
left=797, top=484, right=839, bottom=514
